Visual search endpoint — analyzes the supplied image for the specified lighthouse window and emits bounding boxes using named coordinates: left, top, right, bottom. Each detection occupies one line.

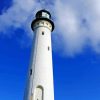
left=48, top=46, right=50, bottom=51
left=46, top=23, right=48, bottom=25
left=41, top=22, right=44, bottom=25
left=42, top=32, right=44, bottom=35
left=30, top=69, right=32, bottom=75
left=37, top=23, right=39, bottom=25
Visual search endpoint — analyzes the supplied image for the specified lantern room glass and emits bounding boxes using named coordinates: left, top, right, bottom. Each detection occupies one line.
left=42, top=12, right=50, bottom=19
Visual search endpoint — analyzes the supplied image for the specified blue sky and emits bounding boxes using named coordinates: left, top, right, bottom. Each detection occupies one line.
left=0, top=0, right=100, bottom=100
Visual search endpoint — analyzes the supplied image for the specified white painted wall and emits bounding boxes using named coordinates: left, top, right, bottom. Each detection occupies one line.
left=24, top=20, right=54, bottom=100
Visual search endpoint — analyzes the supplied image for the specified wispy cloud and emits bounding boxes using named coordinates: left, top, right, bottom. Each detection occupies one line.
left=0, top=0, right=41, bottom=34
left=0, top=0, right=100, bottom=56
left=54, top=0, right=100, bottom=56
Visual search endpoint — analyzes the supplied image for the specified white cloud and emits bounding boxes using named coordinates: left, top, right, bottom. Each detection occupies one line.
left=54, top=0, right=86, bottom=56
left=53, top=0, right=100, bottom=56
left=0, top=0, right=42, bottom=34
left=0, top=0, right=100, bottom=56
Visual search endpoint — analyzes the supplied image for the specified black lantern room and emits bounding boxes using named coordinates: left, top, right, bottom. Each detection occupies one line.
left=31, top=9, right=54, bottom=31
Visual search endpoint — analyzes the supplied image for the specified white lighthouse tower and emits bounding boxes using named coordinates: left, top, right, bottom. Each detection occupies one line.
left=24, top=10, right=54, bottom=100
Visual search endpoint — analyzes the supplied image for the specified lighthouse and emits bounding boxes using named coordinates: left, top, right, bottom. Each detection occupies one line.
left=24, top=10, right=54, bottom=100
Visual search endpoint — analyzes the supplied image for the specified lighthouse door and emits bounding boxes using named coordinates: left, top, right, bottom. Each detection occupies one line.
left=35, top=86, right=43, bottom=100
